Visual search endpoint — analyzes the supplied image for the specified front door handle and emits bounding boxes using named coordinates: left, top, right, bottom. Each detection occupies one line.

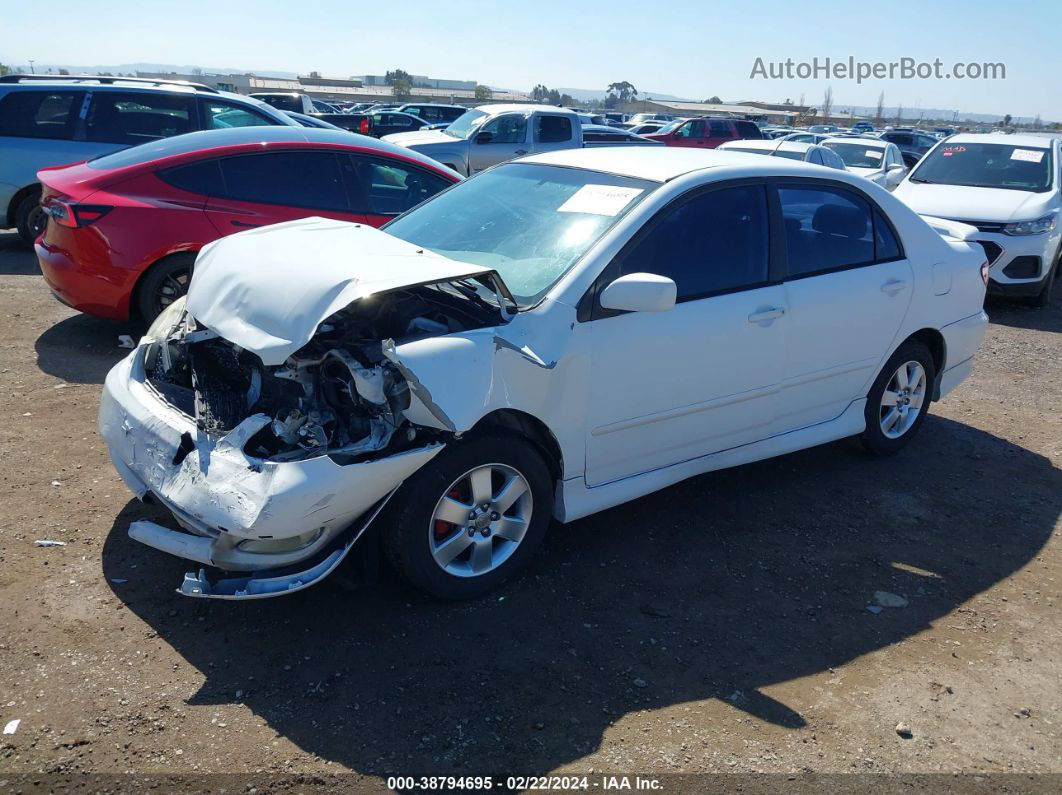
left=881, top=279, right=908, bottom=295
left=747, top=306, right=786, bottom=324
left=230, top=220, right=262, bottom=228
left=514, top=149, right=528, bottom=155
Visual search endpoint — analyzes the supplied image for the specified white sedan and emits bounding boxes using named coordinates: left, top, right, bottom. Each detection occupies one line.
left=100, top=148, right=989, bottom=600
left=717, top=139, right=847, bottom=170
left=822, top=137, right=908, bottom=190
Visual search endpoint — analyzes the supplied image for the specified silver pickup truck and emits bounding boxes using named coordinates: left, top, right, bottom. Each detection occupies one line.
left=383, top=103, right=656, bottom=176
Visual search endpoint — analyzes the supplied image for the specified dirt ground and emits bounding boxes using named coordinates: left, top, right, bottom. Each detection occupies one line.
left=0, top=228, right=1060, bottom=789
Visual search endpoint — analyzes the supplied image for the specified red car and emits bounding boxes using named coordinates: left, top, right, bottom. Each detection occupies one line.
left=643, top=117, right=763, bottom=148
left=35, top=126, right=461, bottom=322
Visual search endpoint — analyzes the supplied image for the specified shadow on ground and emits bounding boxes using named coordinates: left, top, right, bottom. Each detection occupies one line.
left=985, top=279, right=1062, bottom=333
left=0, top=230, right=40, bottom=275
left=101, top=416, right=1060, bottom=776
left=35, top=313, right=134, bottom=384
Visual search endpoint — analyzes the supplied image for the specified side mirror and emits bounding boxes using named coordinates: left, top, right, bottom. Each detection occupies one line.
left=474, top=130, right=494, bottom=144
left=599, top=273, right=677, bottom=313
left=886, top=164, right=906, bottom=185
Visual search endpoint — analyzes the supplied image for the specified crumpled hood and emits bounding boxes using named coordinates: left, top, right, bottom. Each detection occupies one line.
left=893, top=182, right=1050, bottom=223
left=186, top=217, right=493, bottom=366
left=383, top=129, right=461, bottom=148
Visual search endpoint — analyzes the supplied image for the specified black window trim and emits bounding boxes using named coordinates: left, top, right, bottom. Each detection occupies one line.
left=770, top=176, right=906, bottom=282
left=578, top=177, right=784, bottom=322
left=346, top=152, right=453, bottom=217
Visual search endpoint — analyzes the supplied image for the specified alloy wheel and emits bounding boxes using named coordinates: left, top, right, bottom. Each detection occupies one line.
left=879, top=360, right=927, bottom=439
left=428, top=463, right=533, bottom=578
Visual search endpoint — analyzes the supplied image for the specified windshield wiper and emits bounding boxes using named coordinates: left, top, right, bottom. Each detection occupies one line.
left=907, top=176, right=935, bottom=184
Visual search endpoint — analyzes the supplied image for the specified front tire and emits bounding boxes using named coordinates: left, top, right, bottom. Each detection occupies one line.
left=860, top=339, right=936, bottom=456
left=14, top=190, right=46, bottom=245
left=382, top=433, right=553, bottom=599
left=1026, top=259, right=1057, bottom=308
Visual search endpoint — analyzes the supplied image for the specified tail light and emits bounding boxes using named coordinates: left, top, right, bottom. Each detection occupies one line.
left=980, top=260, right=990, bottom=286
left=358, top=118, right=371, bottom=135
left=43, top=199, right=112, bottom=228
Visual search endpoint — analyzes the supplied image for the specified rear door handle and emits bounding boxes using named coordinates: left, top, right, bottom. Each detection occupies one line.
left=230, top=220, right=262, bottom=228
left=881, top=279, right=908, bottom=295
left=514, top=149, right=528, bottom=155
left=747, top=306, right=786, bottom=324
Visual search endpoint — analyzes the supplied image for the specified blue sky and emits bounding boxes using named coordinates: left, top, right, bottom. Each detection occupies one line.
left=3, top=0, right=1058, bottom=119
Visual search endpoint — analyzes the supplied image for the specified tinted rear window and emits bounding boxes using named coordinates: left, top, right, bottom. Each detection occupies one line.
left=158, top=159, right=224, bottom=196
left=0, top=90, right=81, bottom=139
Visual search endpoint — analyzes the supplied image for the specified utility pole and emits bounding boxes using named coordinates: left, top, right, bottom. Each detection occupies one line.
left=28, top=60, right=35, bottom=74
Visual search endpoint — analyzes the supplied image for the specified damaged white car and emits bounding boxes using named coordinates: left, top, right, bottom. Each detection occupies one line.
left=100, top=148, right=990, bottom=600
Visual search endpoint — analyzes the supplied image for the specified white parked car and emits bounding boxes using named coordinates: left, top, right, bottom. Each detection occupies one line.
left=894, top=133, right=1061, bottom=306
left=717, top=139, right=847, bottom=170
left=822, top=137, right=907, bottom=190
left=99, top=148, right=989, bottom=600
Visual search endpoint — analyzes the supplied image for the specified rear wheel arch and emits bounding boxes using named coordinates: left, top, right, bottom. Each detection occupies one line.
left=906, top=328, right=946, bottom=399
left=468, top=409, right=564, bottom=483
left=130, top=250, right=199, bottom=324
left=7, top=183, right=41, bottom=227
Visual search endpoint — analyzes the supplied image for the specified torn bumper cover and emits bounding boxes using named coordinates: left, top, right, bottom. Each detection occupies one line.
left=99, top=349, right=443, bottom=595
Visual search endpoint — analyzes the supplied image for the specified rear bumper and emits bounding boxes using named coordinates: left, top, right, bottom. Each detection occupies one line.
left=937, top=310, right=989, bottom=400
left=35, top=238, right=135, bottom=321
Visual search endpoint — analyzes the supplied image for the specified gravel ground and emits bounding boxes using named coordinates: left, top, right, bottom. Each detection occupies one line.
left=0, top=229, right=1059, bottom=788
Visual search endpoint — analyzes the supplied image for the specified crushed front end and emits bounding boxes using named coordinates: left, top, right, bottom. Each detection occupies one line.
left=100, top=228, right=513, bottom=598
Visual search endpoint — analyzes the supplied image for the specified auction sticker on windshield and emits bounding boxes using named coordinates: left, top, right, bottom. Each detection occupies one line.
left=558, top=185, right=644, bottom=216
left=865, top=149, right=883, bottom=159
left=1011, top=148, right=1045, bottom=163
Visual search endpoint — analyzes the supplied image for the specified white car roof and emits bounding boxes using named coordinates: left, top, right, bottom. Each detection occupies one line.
left=944, top=132, right=1057, bottom=148
left=519, top=147, right=859, bottom=183
left=718, top=140, right=814, bottom=154
left=822, top=137, right=891, bottom=149
left=473, top=103, right=574, bottom=116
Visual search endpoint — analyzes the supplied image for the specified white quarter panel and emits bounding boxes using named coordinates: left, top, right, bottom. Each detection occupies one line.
left=777, top=259, right=914, bottom=431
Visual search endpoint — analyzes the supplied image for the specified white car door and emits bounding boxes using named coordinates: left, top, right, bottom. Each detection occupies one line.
left=774, top=182, right=914, bottom=433
left=577, top=182, right=787, bottom=487
left=467, top=113, right=530, bottom=173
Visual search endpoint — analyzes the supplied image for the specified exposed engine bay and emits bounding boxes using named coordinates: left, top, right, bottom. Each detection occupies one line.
left=145, top=280, right=507, bottom=464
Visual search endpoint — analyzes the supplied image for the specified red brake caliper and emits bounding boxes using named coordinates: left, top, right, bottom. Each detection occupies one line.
left=434, top=488, right=463, bottom=540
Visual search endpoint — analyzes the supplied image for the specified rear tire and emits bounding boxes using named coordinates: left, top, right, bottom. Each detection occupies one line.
left=382, top=432, right=553, bottom=599
left=135, top=253, right=196, bottom=324
left=860, top=339, right=936, bottom=456
left=14, top=190, right=46, bottom=245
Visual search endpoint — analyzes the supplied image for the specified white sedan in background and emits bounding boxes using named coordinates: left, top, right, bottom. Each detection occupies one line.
left=823, top=137, right=908, bottom=190
left=100, top=148, right=989, bottom=601
left=717, top=139, right=847, bottom=170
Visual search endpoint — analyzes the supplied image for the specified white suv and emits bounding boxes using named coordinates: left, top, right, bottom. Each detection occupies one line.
left=894, top=133, right=1061, bottom=306
left=0, top=74, right=296, bottom=243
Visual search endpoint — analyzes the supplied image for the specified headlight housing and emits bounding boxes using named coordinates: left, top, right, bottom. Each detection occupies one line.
left=145, top=295, right=188, bottom=342
left=1004, top=213, right=1057, bottom=236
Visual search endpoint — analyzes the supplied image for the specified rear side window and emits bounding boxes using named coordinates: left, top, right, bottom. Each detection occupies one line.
left=617, top=184, right=770, bottom=301
left=779, top=186, right=906, bottom=278
left=218, top=151, right=348, bottom=211
left=85, top=91, right=194, bottom=144
left=735, top=121, right=762, bottom=140
left=536, top=115, right=573, bottom=143
left=201, top=99, right=274, bottom=129
left=349, top=156, right=452, bottom=216
left=0, top=90, right=81, bottom=140
left=708, top=119, right=731, bottom=137
left=158, top=159, right=224, bottom=196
